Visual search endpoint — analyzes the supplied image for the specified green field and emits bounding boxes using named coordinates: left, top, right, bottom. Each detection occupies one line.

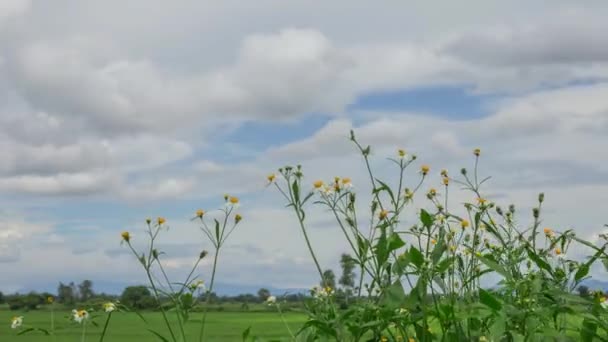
left=1, top=310, right=307, bottom=341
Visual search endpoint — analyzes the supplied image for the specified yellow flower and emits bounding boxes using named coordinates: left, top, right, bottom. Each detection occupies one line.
left=381, top=337, right=388, bottom=342
left=431, top=239, right=437, bottom=245
left=47, top=296, right=54, bottom=304
left=334, top=176, right=341, bottom=183
left=313, top=180, right=324, bottom=189
left=267, top=173, right=276, bottom=183
left=555, top=247, right=562, bottom=255
left=450, top=245, right=456, bottom=252
left=428, top=188, right=437, bottom=197
left=440, top=169, right=448, bottom=177
left=461, top=220, right=470, bottom=229
left=379, top=210, right=389, bottom=220
left=157, top=217, right=166, bottom=225
left=196, top=209, right=205, bottom=218
left=229, top=196, right=239, bottom=205
left=235, top=214, right=242, bottom=223
left=421, top=164, right=430, bottom=176
left=442, top=177, right=449, bottom=186
left=543, top=227, right=553, bottom=236
left=409, top=338, right=416, bottom=342
left=398, top=149, right=406, bottom=158
left=473, top=148, right=481, bottom=156
left=341, top=177, right=353, bottom=189
left=121, top=231, right=131, bottom=242
left=477, top=198, right=487, bottom=205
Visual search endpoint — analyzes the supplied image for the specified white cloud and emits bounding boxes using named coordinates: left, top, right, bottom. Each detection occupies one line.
left=2, top=1, right=608, bottom=290
left=0, top=0, right=29, bottom=21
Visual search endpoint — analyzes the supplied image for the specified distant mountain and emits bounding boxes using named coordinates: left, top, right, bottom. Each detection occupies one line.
left=580, top=279, right=608, bottom=291
left=8, top=280, right=308, bottom=297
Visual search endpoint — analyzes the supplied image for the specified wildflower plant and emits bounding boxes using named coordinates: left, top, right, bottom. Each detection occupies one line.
left=270, top=130, right=608, bottom=341
left=121, top=196, right=243, bottom=342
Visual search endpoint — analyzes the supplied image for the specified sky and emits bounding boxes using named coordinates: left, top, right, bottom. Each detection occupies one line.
left=2, top=0, right=608, bottom=294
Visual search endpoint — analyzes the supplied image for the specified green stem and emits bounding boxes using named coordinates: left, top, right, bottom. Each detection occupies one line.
left=199, top=249, right=220, bottom=342
left=158, top=261, right=187, bottom=341
left=81, top=320, right=87, bottom=342
left=276, top=303, right=295, bottom=340
left=296, top=210, right=324, bottom=280
left=50, top=305, right=56, bottom=342
left=99, top=312, right=112, bottom=342
left=146, top=270, right=178, bottom=342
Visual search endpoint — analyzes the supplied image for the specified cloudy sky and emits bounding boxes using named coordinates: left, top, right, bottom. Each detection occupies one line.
left=2, top=0, right=608, bottom=294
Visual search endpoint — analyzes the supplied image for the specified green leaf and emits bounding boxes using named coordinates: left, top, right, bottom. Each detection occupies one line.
left=379, top=280, right=406, bottom=308
left=478, top=255, right=511, bottom=280
left=527, top=248, right=553, bottom=275
left=576, top=247, right=605, bottom=282
left=479, top=288, right=502, bottom=311
left=147, top=329, right=170, bottom=342
left=580, top=318, right=598, bottom=342
left=431, top=234, right=446, bottom=264
left=409, top=246, right=424, bottom=269
left=374, top=179, right=395, bottom=204
left=17, top=328, right=50, bottom=336
left=242, top=326, right=251, bottom=341
left=292, top=180, right=300, bottom=205
left=575, top=263, right=590, bottom=282
left=214, top=219, right=221, bottom=240
left=387, top=232, right=405, bottom=252
left=420, top=209, right=433, bottom=228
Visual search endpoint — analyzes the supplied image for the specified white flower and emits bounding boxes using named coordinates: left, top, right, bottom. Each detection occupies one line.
left=312, top=286, right=333, bottom=298
left=321, top=185, right=334, bottom=196
left=190, top=280, right=205, bottom=291
left=396, top=308, right=409, bottom=315
left=11, top=316, right=23, bottom=329
left=266, top=296, right=277, bottom=305
left=103, top=302, right=116, bottom=313
left=341, top=178, right=353, bottom=190
left=72, top=309, right=89, bottom=323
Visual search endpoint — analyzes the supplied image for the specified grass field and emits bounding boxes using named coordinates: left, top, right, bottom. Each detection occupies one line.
left=1, top=310, right=307, bottom=341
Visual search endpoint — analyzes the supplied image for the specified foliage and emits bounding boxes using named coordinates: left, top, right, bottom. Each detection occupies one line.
left=268, top=130, right=608, bottom=341
left=120, top=286, right=156, bottom=310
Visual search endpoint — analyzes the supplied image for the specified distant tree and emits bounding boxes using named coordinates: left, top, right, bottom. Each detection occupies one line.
left=321, top=269, right=336, bottom=289
left=57, top=282, right=75, bottom=304
left=339, top=254, right=356, bottom=289
left=78, top=280, right=94, bottom=302
left=0, top=291, right=4, bottom=304
left=577, top=285, right=590, bottom=298
left=121, top=286, right=155, bottom=310
left=257, top=288, right=271, bottom=302
left=70, top=282, right=79, bottom=301
left=339, top=254, right=357, bottom=304
left=23, top=292, right=44, bottom=310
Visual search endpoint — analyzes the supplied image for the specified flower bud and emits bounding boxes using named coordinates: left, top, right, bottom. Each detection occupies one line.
left=508, top=204, right=515, bottom=214
left=532, top=208, right=540, bottom=219
left=199, top=250, right=208, bottom=259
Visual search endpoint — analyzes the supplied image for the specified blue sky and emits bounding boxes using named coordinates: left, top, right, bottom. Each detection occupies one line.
left=2, top=0, right=608, bottom=294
